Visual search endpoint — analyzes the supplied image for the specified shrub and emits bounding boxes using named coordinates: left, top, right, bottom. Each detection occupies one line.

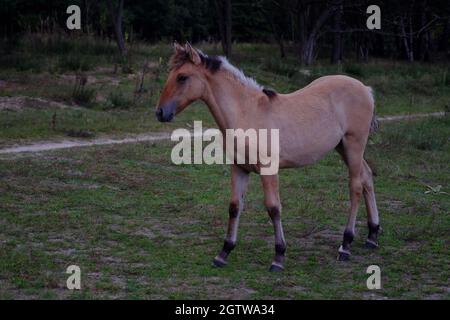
left=107, top=90, right=132, bottom=109
left=65, top=129, right=95, bottom=138
left=72, top=75, right=96, bottom=107
left=344, top=64, right=365, bottom=78
left=58, top=54, right=93, bottom=72
left=262, top=58, right=298, bottom=78
left=72, top=87, right=96, bottom=106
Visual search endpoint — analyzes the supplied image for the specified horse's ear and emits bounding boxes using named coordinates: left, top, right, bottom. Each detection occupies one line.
left=173, top=41, right=184, bottom=53
left=185, top=42, right=201, bottom=65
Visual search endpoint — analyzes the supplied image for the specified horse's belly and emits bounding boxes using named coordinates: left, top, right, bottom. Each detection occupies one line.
left=279, top=148, right=333, bottom=168
left=279, top=125, right=343, bottom=168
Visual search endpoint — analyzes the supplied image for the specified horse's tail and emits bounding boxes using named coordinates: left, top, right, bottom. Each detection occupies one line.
left=367, top=86, right=379, bottom=134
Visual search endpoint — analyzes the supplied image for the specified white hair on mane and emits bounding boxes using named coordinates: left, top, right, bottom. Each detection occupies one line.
left=217, top=56, right=263, bottom=91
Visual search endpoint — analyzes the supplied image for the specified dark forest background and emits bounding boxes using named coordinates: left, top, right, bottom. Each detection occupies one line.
left=1, top=0, right=449, bottom=65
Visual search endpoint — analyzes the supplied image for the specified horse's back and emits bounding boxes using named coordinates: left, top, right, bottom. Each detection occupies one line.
left=273, top=75, right=375, bottom=167
left=281, top=75, right=374, bottom=132
left=293, top=75, right=372, bottom=107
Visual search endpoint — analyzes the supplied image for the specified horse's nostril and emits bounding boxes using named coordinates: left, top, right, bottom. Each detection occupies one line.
left=156, top=108, right=163, bottom=118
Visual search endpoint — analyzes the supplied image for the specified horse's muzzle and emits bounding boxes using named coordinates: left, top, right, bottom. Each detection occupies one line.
left=155, top=100, right=177, bottom=122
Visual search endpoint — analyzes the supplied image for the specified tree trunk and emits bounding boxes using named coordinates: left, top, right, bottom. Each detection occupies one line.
left=331, top=1, right=343, bottom=64
left=107, top=0, right=127, bottom=59
left=438, top=17, right=449, bottom=52
left=214, top=0, right=232, bottom=57
left=224, top=0, right=232, bottom=57
left=400, top=16, right=414, bottom=62
left=297, top=4, right=307, bottom=64
left=373, top=33, right=384, bottom=57
left=298, top=5, right=333, bottom=65
left=84, top=0, right=90, bottom=35
left=262, top=7, right=285, bottom=58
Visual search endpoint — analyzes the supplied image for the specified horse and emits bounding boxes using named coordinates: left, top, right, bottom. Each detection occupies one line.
left=156, top=42, right=380, bottom=271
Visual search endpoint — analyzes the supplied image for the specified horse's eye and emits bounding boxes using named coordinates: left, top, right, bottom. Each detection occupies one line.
left=177, top=75, right=189, bottom=83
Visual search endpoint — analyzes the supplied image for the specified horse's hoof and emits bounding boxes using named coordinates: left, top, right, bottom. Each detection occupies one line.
left=337, top=252, right=351, bottom=261
left=269, top=263, right=284, bottom=272
left=212, top=257, right=227, bottom=268
left=365, top=240, right=379, bottom=249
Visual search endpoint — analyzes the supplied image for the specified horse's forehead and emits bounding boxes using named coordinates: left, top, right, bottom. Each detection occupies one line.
left=171, top=63, right=198, bottom=76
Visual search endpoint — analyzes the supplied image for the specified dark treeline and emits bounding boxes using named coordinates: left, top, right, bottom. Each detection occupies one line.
left=1, top=0, right=449, bottom=64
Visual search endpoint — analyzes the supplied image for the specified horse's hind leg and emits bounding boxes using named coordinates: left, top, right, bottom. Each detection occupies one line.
left=335, top=136, right=365, bottom=261
left=361, top=160, right=380, bottom=249
left=261, top=174, right=286, bottom=272
left=213, top=165, right=249, bottom=268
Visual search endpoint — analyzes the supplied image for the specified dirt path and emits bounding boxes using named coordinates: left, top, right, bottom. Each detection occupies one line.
left=377, top=112, right=445, bottom=122
left=0, top=112, right=445, bottom=155
left=0, top=130, right=219, bottom=155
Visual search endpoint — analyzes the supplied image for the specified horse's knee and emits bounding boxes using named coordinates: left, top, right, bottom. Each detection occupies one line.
left=361, top=166, right=374, bottom=193
left=229, top=201, right=239, bottom=218
left=266, top=206, right=281, bottom=221
left=350, top=178, right=363, bottom=197
left=362, top=180, right=374, bottom=193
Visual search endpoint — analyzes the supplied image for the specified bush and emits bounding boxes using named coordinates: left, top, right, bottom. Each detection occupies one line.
left=20, top=33, right=117, bottom=56
left=106, top=91, right=132, bottom=109
left=65, top=129, right=95, bottom=138
left=262, top=58, right=298, bottom=78
left=71, top=75, right=96, bottom=107
left=0, top=53, right=43, bottom=72
left=72, top=87, right=96, bottom=106
left=58, top=54, right=93, bottom=72
left=344, top=64, right=365, bottom=78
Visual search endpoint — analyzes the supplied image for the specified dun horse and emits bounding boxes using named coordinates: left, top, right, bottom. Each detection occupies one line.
left=156, top=42, right=380, bottom=271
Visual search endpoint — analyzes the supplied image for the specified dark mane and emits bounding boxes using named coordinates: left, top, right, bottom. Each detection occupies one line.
left=199, top=54, right=222, bottom=73
left=169, top=50, right=222, bottom=73
left=262, top=88, right=277, bottom=99
left=169, top=48, right=276, bottom=97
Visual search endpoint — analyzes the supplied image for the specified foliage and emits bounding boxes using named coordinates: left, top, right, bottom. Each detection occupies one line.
left=1, top=1, right=449, bottom=64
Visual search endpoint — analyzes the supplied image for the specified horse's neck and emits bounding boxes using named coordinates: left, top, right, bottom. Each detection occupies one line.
left=203, top=75, right=258, bottom=131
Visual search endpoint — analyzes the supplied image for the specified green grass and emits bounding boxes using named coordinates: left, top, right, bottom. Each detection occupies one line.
left=0, top=116, right=448, bottom=299
left=0, top=101, right=215, bottom=147
left=0, top=37, right=448, bottom=299
left=0, top=37, right=449, bottom=146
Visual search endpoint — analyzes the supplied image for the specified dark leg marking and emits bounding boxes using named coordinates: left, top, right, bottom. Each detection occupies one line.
left=342, top=230, right=354, bottom=250
left=213, top=240, right=236, bottom=268
left=229, top=202, right=239, bottom=218
left=270, top=243, right=286, bottom=272
left=365, top=222, right=380, bottom=249
left=222, top=240, right=236, bottom=254
left=338, top=230, right=354, bottom=261
left=212, top=202, right=241, bottom=268
left=267, top=206, right=279, bottom=220
left=267, top=207, right=286, bottom=272
left=275, top=244, right=286, bottom=256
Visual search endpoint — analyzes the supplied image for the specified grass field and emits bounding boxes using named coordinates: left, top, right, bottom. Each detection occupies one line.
left=1, top=36, right=449, bottom=147
left=0, top=115, right=448, bottom=299
left=0, top=35, right=449, bottom=299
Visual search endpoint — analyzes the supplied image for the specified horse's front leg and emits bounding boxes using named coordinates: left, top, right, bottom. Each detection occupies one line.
left=261, top=174, right=286, bottom=272
left=212, top=165, right=249, bottom=267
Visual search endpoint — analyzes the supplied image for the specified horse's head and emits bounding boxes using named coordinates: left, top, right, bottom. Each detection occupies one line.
left=156, top=42, right=209, bottom=122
